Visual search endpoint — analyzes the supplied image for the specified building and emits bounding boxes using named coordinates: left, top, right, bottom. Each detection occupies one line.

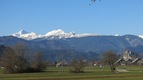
left=115, top=50, right=143, bottom=66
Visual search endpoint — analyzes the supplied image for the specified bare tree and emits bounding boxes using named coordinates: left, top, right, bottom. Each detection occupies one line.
left=2, top=47, right=17, bottom=73
left=102, top=51, right=118, bottom=72
left=11, top=42, right=29, bottom=72
left=2, top=43, right=28, bottom=73
left=1, top=42, right=47, bottom=73
left=2, top=47, right=29, bottom=73
left=1, top=42, right=29, bottom=73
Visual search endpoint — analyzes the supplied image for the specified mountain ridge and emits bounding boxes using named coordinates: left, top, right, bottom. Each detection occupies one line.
left=10, top=29, right=100, bottom=40
left=9, top=29, right=143, bottom=40
left=1, top=34, right=143, bottom=53
left=1, top=29, right=143, bottom=61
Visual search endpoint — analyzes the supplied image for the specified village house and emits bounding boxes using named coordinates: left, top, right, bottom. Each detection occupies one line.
left=115, top=50, right=143, bottom=66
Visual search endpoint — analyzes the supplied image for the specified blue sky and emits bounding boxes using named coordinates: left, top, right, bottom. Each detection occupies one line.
left=0, top=0, right=143, bottom=36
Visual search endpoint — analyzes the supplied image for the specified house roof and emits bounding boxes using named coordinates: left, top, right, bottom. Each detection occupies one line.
left=132, top=58, right=141, bottom=64
left=114, top=58, right=123, bottom=64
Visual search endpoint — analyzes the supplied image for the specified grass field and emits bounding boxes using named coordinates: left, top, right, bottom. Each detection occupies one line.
left=0, top=66, right=143, bottom=80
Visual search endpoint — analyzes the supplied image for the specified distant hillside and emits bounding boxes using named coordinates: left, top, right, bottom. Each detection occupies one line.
left=1, top=35, right=143, bottom=61
left=1, top=35, right=143, bottom=53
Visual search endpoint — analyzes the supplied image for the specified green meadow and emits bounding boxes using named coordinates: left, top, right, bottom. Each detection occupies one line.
left=0, top=66, right=143, bottom=80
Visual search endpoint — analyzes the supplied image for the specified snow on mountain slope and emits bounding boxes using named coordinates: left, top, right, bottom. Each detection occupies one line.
left=45, top=29, right=75, bottom=39
left=44, top=29, right=99, bottom=39
left=138, top=35, right=143, bottom=39
left=45, top=29, right=65, bottom=36
left=74, top=33, right=98, bottom=37
left=11, top=30, right=43, bottom=40
left=11, top=29, right=99, bottom=40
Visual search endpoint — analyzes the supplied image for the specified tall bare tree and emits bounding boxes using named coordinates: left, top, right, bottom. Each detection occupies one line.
left=102, top=51, right=118, bottom=72
left=1, top=42, right=29, bottom=73
left=2, top=47, right=17, bottom=73
left=1, top=42, right=47, bottom=73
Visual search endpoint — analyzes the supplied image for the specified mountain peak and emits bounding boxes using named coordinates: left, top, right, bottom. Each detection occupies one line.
left=9, top=29, right=143, bottom=41
left=11, top=30, right=43, bottom=40
left=18, top=30, right=28, bottom=34
left=11, top=29, right=100, bottom=40
left=45, top=29, right=65, bottom=36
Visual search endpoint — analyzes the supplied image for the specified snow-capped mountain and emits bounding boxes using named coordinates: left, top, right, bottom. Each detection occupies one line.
left=11, top=30, right=43, bottom=40
left=44, top=29, right=76, bottom=39
left=10, top=29, right=143, bottom=40
left=11, top=29, right=99, bottom=40
left=2, top=31, right=143, bottom=55
left=138, top=35, right=143, bottom=39
left=44, top=29, right=99, bottom=38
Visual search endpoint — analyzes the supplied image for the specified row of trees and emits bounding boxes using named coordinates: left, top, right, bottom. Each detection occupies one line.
left=0, top=42, right=46, bottom=73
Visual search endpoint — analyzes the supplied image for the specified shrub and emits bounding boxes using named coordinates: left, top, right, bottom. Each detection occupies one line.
left=69, top=59, right=84, bottom=73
